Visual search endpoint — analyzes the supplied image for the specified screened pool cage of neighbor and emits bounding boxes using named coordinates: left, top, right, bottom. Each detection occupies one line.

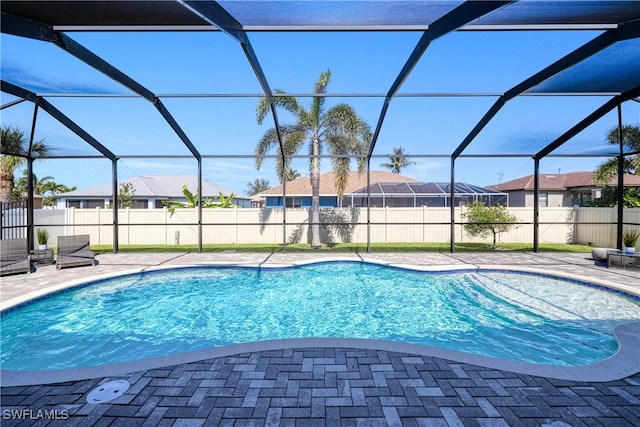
left=346, top=183, right=508, bottom=208
left=1, top=1, right=639, bottom=253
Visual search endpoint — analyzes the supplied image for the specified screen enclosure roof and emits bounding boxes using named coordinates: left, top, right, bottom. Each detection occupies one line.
left=1, top=0, right=640, bottom=162
left=353, top=182, right=508, bottom=197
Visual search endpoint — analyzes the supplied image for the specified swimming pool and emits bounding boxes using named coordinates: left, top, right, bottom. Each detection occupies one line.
left=2, top=261, right=639, bottom=371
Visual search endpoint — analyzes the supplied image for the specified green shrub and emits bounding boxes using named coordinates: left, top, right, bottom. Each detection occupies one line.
left=37, top=228, right=49, bottom=245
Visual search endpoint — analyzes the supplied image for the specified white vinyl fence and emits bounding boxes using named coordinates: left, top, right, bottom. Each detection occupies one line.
left=34, top=209, right=66, bottom=248
left=30, top=206, right=639, bottom=248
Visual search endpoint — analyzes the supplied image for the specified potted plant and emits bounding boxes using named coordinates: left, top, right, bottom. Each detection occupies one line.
left=623, top=229, right=639, bottom=254
left=37, top=229, right=49, bottom=250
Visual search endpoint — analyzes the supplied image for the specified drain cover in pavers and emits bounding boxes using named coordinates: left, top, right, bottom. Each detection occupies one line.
left=86, top=380, right=130, bottom=404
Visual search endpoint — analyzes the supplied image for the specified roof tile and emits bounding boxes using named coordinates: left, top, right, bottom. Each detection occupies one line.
left=57, top=175, right=247, bottom=199
left=257, top=171, right=418, bottom=196
left=490, top=171, right=640, bottom=191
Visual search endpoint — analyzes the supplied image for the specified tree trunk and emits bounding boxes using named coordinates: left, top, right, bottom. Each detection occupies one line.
left=0, top=170, right=15, bottom=202
left=492, top=229, right=497, bottom=250
left=310, top=138, right=321, bottom=248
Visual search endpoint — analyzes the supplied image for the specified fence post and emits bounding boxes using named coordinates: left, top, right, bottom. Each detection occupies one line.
left=423, top=205, right=427, bottom=243
left=96, top=206, right=101, bottom=245
left=385, top=206, right=388, bottom=243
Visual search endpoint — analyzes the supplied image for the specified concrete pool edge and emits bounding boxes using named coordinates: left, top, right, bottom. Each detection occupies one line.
left=2, top=256, right=638, bottom=312
left=2, top=322, right=639, bottom=387
left=2, top=257, right=639, bottom=386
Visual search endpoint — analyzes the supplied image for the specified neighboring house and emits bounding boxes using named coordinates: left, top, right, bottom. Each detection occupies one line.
left=55, top=175, right=251, bottom=208
left=14, top=193, right=43, bottom=209
left=256, top=171, right=418, bottom=208
left=487, top=171, right=640, bottom=207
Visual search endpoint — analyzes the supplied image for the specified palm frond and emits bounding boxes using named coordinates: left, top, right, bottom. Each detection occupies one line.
left=324, top=104, right=361, bottom=135
left=257, top=90, right=305, bottom=125
left=379, top=162, right=395, bottom=169
left=255, top=128, right=281, bottom=170
left=1, top=126, right=50, bottom=170
left=283, top=124, right=308, bottom=155
left=247, top=178, right=271, bottom=196
left=1, top=126, right=26, bottom=155
left=30, top=141, right=50, bottom=158
left=631, top=155, right=640, bottom=175
left=311, top=69, right=331, bottom=122
left=277, top=126, right=307, bottom=182
left=593, top=158, right=631, bottom=185
left=331, top=155, right=351, bottom=199
left=256, top=96, right=273, bottom=126
left=606, top=124, right=640, bottom=151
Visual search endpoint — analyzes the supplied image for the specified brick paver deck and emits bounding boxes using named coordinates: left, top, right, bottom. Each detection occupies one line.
left=2, top=347, right=640, bottom=426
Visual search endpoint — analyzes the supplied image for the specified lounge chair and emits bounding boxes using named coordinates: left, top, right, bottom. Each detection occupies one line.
left=591, top=247, right=616, bottom=262
left=57, top=234, right=95, bottom=269
left=0, top=238, right=31, bottom=276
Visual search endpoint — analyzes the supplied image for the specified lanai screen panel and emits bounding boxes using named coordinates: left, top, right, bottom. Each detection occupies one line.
left=2, top=0, right=640, bottom=206
left=462, top=95, right=615, bottom=156
left=528, top=39, right=640, bottom=95
left=4, top=1, right=640, bottom=30
left=219, top=1, right=464, bottom=28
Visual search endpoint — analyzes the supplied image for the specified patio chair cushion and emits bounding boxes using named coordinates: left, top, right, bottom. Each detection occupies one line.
left=57, top=235, right=95, bottom=269
left=0, top=238, right=31, bottom=276
left=591, top=247, right=616, bottom=262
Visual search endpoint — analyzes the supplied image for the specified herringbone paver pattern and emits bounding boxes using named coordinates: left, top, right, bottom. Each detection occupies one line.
left=2, top=348, right=639, bottom=426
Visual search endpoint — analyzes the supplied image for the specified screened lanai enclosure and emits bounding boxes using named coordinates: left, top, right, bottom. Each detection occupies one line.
left=1, top=0, right=639, bottom=252
left=346, top=183, right=508, bottom=208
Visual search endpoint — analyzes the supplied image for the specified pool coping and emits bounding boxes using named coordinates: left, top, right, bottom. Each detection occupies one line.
left=2, top=257, right=640, bottom=386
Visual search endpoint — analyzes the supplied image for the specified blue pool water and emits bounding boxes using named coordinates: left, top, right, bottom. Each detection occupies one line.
left=2, top=262, right=640, bottom=370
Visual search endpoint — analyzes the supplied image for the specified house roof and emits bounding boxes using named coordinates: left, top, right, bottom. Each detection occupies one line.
left=56, top=175, right=248, bottom=199
left=488, top=171, right=640, bottom=192
left=257, top=171, right=418, bottom=197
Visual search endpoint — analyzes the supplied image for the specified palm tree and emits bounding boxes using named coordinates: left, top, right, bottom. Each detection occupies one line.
left=247, top=178, right=271, bottom=196
left=40, top=180, right=77, bottom=207
left=1, top=126, right=50, bottom=202
left=13, top=172, right=76, bottom=207
left=380, top=146, right=415, bottom=174
left=12, top=171, right=54, bottom=199
left=285, top=168, right=301, bottom=182
left=255, top=70, right=371, bottom=248
left=593, top=124, right=640, bottom=185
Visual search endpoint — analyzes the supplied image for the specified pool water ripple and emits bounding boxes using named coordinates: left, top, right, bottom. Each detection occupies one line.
left=2, top=262, right=640, bottom=370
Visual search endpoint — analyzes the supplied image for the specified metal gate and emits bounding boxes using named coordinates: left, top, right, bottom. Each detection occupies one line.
left=1, top=200, right=27, bottom=240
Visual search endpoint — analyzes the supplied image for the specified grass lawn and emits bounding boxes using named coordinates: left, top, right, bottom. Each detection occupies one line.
left=90, top=242, right=594, bottom=253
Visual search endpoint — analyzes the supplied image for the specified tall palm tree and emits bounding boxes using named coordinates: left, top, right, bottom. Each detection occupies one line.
left=255, top=70, right=371, bottom=248
left=247, top=178, right=271, bottom=196
left=380, top=146, right=415, bottom=174
left=1, top=126, right=50, bottom=202
left=593, top=124, right=640, bottom=185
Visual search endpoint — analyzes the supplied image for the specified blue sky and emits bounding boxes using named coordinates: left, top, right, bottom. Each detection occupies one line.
left=1, top=28, right=638, bottom=196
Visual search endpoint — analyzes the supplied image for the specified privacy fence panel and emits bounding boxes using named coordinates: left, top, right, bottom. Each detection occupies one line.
left=38, top=207, right=640, bottom=248
left=34, top=209, right=66, bottom=249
